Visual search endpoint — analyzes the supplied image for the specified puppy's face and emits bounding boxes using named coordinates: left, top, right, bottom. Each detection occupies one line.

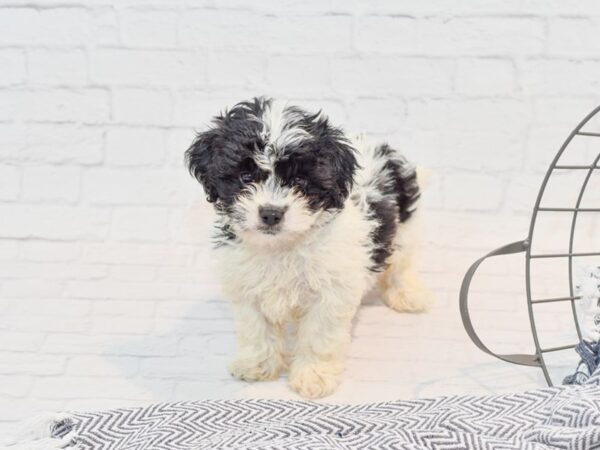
left=186, top=98, right=357, bottom=247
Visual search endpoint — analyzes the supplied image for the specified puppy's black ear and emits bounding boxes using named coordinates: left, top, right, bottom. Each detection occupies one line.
left=312, top=116, right=358, bottom=208
left=328, top=136, right=357, bottom=205
left=185, top=130, right=219, bottom=203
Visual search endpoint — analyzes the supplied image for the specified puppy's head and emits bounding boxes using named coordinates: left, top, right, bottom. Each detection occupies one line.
left=186, top=97, right=357, bottom=247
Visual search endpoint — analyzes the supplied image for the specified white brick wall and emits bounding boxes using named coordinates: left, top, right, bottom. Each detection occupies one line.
left=1, top=0, right=599, bottom=435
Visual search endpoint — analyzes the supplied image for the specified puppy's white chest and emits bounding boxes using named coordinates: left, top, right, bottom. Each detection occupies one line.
left=219, top=247, right=317, bottom=323
left=217, top=202, right=373, bottom=324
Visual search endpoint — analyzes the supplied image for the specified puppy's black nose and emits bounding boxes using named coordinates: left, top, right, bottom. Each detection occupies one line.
left=259, top=206, right=284, bottom=226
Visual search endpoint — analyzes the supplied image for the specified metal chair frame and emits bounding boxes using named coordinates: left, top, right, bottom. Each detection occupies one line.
left=460, top=105, right=600, bottom=386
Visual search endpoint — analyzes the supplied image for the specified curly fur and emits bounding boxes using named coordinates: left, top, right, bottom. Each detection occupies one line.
left=186, top=97, right=430, bottom=398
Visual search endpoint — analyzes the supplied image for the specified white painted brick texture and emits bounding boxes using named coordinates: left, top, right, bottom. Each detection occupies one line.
left=1, top=0, right=599, bottom=435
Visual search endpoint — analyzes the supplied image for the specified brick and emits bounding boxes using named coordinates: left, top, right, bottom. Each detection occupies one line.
left=346, top=99, right=407, bottom=134
left=173, top=380, right=237, bottom=400
left=64, top=280, right=175, bottom=300
left=1, top=297, right=91, bottom=317
left=91, top=316, right=154, bottom=335
left=209, top=52, right=266, bottom=87
left=522, top=59, right=600, bottom=95
left=0, top=8, right=91, bottom=45
left=180, top=11, right=353, bottom=54
left=156, top=300, right=230, bottom=319
left=31, top=376, right=156, bottom=399
left=178, top=334, right=234, bottom=356
left=176, top=283, right=222, bottom=301
left=109, top=265, right=157, bottom=282
left=14, top=124, right=104, bottom=165
left=111, top=207, right=171, bottom=241
left=1, top=279, right=64, bottom=298
left=506, top=174, right=543, bottom=213
left=533, top=98, right=599, bottom=125
left=0, top=331, right=44, bottom=351
left=411, top=130, right=523, bottom=172
left=0, top=374, right=32, bottom=398
left=455, top=59, right=515, bottom=95
left=120, top=8, right=178, bottom=48
left=355, top=16, right=417, bottom=53
left=0, top=164, right=20, bottom=200
left=0, top=205, right=110, bottom=240
left=0, top=314, right=89, bottom=333
left=81, top=242, right=193, bottom=266
left=262, top=15, right=354, bottom=54
left=419, top=17, right=545, bottom=56
left=0, top=262, right=105, bottom=281
left=172, top=92, right=242, bottom=127
left=179, top=9, right=254, bottom=48
left=525, top=126, right=575, bottom=170
left=0, top=398, right=64, bottom=423
left=20, top=241, right=81, bottom=262
left=168, top=204, right=216, bottom=244
left=352, top=0, right=461, bottom=15
left=106, top=128, right=166, bottom=167
left=1, top=89, right=110, bottom=123
left=113, top=89, right=172, bottom=126
left=22, top=166, right=81, bottom=203
left=217, top=0, right=331, bottom=13
left=139, top=356, right=228, bottom=378
left=0, top=50, right=26, bottom=85
left=1, top=7, right=115, bottom=46
left=443, top=174, right=505, bottom=211
left=91, top=7, right=120, bottom=45
left=0, top=352, right=66, bottom=376
left=267, top=55, right=330, bottom=95
left=28, top=49, right=88, bottom=85
left=91, top=49, right=206, bottom=86
left=66, top=355, right=139, bottom=377
left=547, top=17, right=600, bottom=57
left=331, top=57, right=454, bottom=96
left=84, top=169, right=191, bottom=205
left=166, top=128, right=196, bottom=167
left=289, top=99, right=348, bottom=127
left=0, top=240, right=19, bottom=260
left=92, top=299, right=157, bottom=317
left=406, top=98, right=531, bottom=132
left=41, top=333, right=178, bottom=356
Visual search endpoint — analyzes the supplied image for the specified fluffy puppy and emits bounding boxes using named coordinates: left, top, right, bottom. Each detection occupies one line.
left=185, top=97, right=429, bottom=398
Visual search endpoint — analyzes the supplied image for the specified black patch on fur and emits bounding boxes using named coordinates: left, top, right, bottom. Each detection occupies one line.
left=186, top=96, right=358, bottom=246
left=374, top=144, right=420, bottom=223
left=365, top=144, right=421, bottom=271
left=213, top=222, right=237, bottom=248
left=185, top=97, right=270, bottom=208
left=368, top=197, right=398, bottom=271
left=274, top=112, right=357, bottom=211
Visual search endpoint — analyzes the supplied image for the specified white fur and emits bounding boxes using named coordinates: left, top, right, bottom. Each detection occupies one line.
left=259, top=99, right=310, bottom=160
left=214, top=136, right=430, bottom=399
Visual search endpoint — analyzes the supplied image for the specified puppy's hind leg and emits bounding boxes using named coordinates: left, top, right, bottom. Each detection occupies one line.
left=380, top=220, right=431, bottom=313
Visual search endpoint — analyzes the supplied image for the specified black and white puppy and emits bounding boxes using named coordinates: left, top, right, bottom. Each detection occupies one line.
left=186, top=97, right=429, bottom=398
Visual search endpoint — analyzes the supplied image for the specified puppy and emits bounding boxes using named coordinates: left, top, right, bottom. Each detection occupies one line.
left=185, top=97, right=429, bottom=398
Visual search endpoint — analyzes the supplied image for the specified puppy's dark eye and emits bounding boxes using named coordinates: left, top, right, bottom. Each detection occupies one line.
left=293, top=176, right=307, bottom=188
left=240, top=172, right=254, bottom=184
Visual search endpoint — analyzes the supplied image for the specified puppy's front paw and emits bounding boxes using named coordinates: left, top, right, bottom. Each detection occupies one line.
left=288, top=362, right=341, bottom=399
left=229, top=353, right=285, bottom=382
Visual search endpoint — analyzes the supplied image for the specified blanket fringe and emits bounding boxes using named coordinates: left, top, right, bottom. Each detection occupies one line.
left=2, top=412, right=80, bottom=450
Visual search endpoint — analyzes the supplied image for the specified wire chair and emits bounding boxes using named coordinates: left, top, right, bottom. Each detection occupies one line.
left=460, top=105, right=600, bottom=386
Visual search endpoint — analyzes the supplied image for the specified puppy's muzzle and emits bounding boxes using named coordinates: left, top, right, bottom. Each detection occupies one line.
left=258, top=205, right=285, bottom=232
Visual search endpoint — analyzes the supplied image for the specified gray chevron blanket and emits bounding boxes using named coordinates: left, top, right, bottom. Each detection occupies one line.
left=7, top=379, right=600, bottom=450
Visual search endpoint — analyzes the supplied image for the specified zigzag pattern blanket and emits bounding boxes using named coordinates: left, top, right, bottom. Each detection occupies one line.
left=8, top=376, right=600, bottom=450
